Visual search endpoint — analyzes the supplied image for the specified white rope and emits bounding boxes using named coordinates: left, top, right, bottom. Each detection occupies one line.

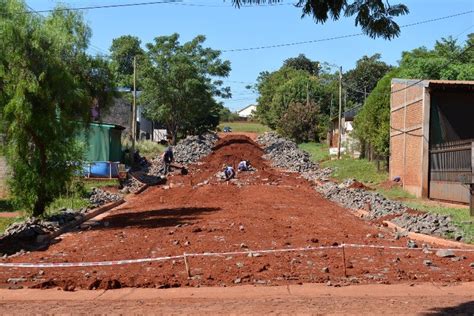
left=0, top=243, right=472, bottom=268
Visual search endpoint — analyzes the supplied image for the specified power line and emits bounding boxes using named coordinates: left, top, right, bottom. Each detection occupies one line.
left=222, top=10, right=473, bottom=52
left=24, top=0, right=295, bottom=13
left=26, top=0, right=183, bottom=13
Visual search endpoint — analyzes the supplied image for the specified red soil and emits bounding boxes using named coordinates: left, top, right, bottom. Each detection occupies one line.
left=0, top=135, right=472, bottom=291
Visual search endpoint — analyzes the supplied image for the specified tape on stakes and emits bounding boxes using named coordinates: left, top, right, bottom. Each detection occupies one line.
left=1, top=243, right=473, bottom=268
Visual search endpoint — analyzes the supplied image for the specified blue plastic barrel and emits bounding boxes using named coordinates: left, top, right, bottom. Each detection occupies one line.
left=82, top=162, right=119, bottom=178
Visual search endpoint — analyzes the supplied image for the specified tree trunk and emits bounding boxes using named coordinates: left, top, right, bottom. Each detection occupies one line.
left=33, top=195, right=46, bottom=217
left=27, top=126, right=48, bottom=216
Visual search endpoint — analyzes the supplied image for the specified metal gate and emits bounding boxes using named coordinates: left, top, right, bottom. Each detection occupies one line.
left=429, top=140, right=473, bottom=203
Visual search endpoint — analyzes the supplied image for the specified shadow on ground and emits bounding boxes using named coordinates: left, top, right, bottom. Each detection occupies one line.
left=90, top=207, right=221, bottom=230
left=424, top=301, right=474, bottom=315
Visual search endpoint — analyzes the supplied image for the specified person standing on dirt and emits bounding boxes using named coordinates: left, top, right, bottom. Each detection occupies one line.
left=162, top=146, right=174, bottom=175
left=223, top=165, right=235, bottom=181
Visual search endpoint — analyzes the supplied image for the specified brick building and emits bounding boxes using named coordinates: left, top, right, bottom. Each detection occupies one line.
left=390, top=79, right=474, bottom=203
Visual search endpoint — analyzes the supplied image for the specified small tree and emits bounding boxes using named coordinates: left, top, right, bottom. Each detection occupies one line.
left=0, top=1, right=114, bottom=216
left=278, top=101, right=319, bottom=143
left=140, top=34, right=231, bottom=144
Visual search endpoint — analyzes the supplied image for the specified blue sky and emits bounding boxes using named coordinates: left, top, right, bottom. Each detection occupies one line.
left=27, top=0, right=474, bottom=111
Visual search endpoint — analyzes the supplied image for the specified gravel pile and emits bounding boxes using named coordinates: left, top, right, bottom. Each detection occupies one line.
left=89, top=188, right=122, bottom=207
left=1, top=208, right=83, bottom=243
left=316, top=181, right=407, bottom=218
left=392, top=213, right=464, bottom=240
left=301, top=168, right=334, bottom=182
left=256, top=132, right=318, bottom=173
left=173, top=133, right=219, bottom=164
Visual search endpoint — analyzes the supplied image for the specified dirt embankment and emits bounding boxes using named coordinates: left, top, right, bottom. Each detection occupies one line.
left=0, top=135, right=472, bottom=291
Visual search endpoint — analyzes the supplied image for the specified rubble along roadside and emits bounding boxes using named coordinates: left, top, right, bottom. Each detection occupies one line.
left=256, top=132, right=466, bottom=242
left=0, top=188, right=122, bottom=256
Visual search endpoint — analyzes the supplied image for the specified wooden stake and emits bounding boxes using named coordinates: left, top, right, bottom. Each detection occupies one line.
left=341, top=243, right=347, bottom=278
left=183, top=253, right=191, bottom=278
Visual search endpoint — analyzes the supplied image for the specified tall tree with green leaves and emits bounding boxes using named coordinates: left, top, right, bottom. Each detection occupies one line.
left=109, top=35, right=145, bottom=89
left=140, top=33, right=231, bottom=144
left=344, top=54, right=391, bottom=105
left=232, top=0, right=409, bottom=39
left=255, top=65, right=336, bottom=142
left=0, top=0, right=115, bottom=216
left=283, top=54, right=320, bottom=76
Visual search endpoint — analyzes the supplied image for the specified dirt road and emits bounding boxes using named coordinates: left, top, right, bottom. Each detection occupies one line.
left=0, top=135, right=472, bottom=291
left=0, top=283, right=473, bottom=314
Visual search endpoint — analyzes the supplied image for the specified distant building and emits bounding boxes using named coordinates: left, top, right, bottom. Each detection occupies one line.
left=96, top=92, right=167, bottom=142
left=237, top=104, right=257, bottom=118
left=328, top=107, right=360, bottom=158
left=389, top=79, right=474, bottom=204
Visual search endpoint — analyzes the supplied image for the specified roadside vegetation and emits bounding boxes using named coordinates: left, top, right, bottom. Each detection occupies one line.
left=0, top=178, right=119, bottom=233
left=301, top=141, right=474, bottom=242
left=219, top=121, right=271, bottom=134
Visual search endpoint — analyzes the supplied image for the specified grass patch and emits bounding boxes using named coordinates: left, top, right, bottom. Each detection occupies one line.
left=377, top=187, right=416, bottom=200
left=83, top=179, right=119, bottom=191
left=0, top=218, right=18, bottom=233
left=299, top=142, right=330, bottom=162
left=219, top=122, right=271, bottom=134
left=0, top=198, right=18, bottom=213
left=321, top=158, right=388, bottom=184
left=136, top=140, right=166, bottom=159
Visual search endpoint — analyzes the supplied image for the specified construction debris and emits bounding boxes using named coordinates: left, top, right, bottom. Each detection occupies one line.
left=89, top=188, right=122, bottom=207
left=256, top=132, right=318, bottom=173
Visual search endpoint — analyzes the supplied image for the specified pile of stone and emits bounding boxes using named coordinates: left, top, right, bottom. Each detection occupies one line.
left=392, top=213, right=463, bottom=240
left=173, top=133, right=219, bottom=164
left=316, top=181, right=407, bottom=218
left=301, top=168, right=334, bottom=182
left=89, top=188, right=122, bottom=207
left=256, top=132, right=318, bottom=173
left=1, top=208, right=82, bottom=242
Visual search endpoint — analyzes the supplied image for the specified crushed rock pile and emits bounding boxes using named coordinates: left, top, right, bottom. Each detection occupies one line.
left=392, top=213, right=464, bottom=240
left=89, top=188, right=122, bottom=207
left=256, top=132, right=318, bottom=173
left=174, top=133, right=219, bottom=164
left=145, top=133, right=219, bottom=177
left=2, top=209, right=80, bottom=240
left=316, top=181, right=407, bottom=219
left=316, top=180, right=465, bottom=241
left=255, top=132, right=465, bottom=242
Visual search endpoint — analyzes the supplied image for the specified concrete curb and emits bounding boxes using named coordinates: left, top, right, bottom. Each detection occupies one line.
left=36, top=200, right=125, bottom=244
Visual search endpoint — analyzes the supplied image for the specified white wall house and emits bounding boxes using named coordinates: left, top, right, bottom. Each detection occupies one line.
left=237, top=104, right=257, bottom=118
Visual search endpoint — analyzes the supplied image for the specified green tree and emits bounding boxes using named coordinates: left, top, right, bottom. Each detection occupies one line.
left=353, top=68, right=399, bottom=161
left=283, top=54, right=320, bottom=76
left=232, top=0, right=409, bottom=39
left=256, top=65, right=336, bottom=141
left=279, top=101, right=319, bottom=142
left=109, top=35, right=144, bottom=89
left=0, top=0, right=115, bottom=216
left=219, top=106, right=240, bottom=122
left=397, top=35, right=474, bottom=80
left=140, top=34, right=231, bottom=144
left=344, top=54, right=391, bottom=105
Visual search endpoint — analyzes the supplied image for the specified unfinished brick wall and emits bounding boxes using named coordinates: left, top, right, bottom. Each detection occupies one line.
left=389, top=79, right=425, bottom=197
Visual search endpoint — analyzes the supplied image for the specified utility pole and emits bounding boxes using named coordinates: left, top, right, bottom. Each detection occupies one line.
left=131, top=55, right=137, bottom=165
left=306, top=81, right=310, bottom=105
left=337, top=66, right=342, bottom=159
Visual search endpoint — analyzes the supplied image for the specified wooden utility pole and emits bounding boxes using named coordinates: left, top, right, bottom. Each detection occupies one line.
left=337, top=66, right=343, bottom=159
left=306, top=81, right=310, bottom=105
left=131, top=56, right=137, bottom=164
